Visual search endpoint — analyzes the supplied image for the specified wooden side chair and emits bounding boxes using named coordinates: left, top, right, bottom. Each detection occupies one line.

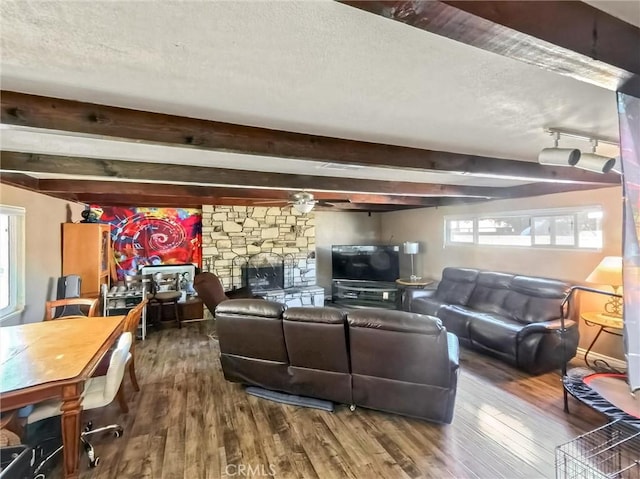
left=123, top=300, right=147, bottom=392
left=90, top=300, right=146, bottom=412
left=44, top=297, right=99, bottom=320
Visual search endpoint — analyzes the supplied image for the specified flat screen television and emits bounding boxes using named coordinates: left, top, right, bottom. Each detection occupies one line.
left=331, top=245, right=400, bottom=282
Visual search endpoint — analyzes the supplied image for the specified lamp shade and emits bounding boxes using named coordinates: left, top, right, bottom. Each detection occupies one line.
left=586, top=256, right=623, bottom=286
left=403, top=241, right=419, bottom=255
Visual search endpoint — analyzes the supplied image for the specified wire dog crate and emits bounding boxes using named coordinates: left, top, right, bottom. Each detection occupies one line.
left=556, top=420, right=640, bottom=479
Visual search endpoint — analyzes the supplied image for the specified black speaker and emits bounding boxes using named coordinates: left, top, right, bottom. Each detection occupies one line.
left=56, top=275, right=81, bottom=300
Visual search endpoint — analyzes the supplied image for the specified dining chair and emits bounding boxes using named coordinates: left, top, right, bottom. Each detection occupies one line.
left=123, top=300, right=147, bottom=392
left=26, top=332, right=133, bottom=470
left=91, top=300, right=146, bottom=405
left=44, top=297, right=99, bottom=320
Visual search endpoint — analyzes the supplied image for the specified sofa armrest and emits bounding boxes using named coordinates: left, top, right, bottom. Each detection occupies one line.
left=446, top=332, right=459, bottom=370
left=402, top=287, right=437, bottom=311
left=520, top=318, right=577, bottom=335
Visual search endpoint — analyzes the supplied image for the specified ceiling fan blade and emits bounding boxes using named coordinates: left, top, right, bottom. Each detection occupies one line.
left=251, top=200, right=290, bottom=205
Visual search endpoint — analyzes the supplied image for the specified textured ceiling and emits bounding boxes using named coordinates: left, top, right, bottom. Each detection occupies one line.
left=0, top=0, right=631, bottom=190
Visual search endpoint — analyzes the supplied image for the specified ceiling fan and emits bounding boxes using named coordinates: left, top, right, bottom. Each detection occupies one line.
left=244, top=190, right=318, bottom=211
left=289, top=191, right=317, bottom=213
left=221, top=191, right=350, bottom=211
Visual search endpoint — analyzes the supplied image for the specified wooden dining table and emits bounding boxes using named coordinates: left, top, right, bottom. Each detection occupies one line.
left=0, top=315, right=125, bottom=478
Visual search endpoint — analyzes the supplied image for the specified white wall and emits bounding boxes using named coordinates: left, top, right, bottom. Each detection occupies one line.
left=381, top=186, right=622, bottom=282
left=381, top=185, right=624, bottom=358
left=314, top=211, right=382, bottom=293
left=0, top=184, right=85, bottom=325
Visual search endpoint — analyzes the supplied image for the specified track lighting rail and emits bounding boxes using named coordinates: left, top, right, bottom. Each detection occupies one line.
left=544, top=128, right=619, bottom=147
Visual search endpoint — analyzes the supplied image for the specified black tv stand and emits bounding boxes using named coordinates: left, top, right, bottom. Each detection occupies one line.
left=331, top=279, right=397, bottom=309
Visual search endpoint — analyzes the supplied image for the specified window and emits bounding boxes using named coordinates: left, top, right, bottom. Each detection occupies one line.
left=445, top=206, right=603, bottom=250
left=0, top=205, right=25, bottom=321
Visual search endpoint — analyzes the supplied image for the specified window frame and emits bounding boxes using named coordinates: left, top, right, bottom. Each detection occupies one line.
left=444, top=206, right=604, bottom=251
left=0, top=205, right=26, bottom=322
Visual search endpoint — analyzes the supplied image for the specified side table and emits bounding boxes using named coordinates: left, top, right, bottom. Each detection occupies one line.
left=581, top=311, right=624, bottom=370
left=395, top=278, right=435, bottom=309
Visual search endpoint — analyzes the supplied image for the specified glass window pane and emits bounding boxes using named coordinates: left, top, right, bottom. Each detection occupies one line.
left=477, top=216, right=531, bottom=246
left=448, top=219, right=474, bottom=243
left=0, top=215, right=9, bottom=310
left=533, top=217, right=551, bottom=245
left=578, top=210, right=603, bottom=248
left=554, top=215, right=576, bottom=246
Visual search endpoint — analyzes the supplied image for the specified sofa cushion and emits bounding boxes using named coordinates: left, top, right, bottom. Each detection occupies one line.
left=283, top=307, right=350, bottom=373
left=468, top=314, right=525, bottom=357
left=467, top=272, right=513, bottom=315
left=348, top=312, right=451, bottom=386
left=436, top=305, right=477, bottom=339
left=504, top=276, right=570, bottom=324
left=435, top=267, right=479, bottom=306
left=215, top=299, right=288, bottom=362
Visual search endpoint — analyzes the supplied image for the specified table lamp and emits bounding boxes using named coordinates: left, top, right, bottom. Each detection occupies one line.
left=585, top=256, right=623, bottom=317
left=403, top=241, right=420, bottom=281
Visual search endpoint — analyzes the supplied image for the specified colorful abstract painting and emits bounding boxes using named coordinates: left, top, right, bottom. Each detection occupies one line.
left=91, top=206, right=202, bottom=279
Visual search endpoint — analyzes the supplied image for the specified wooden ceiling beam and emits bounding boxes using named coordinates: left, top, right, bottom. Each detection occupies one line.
left=0, top=91, right=619, bottom=184
left=0, top=151, right=504, bottom=197
left=67, top=193, right=206, bottom=208
left=37, top=179, right=358, bottom=202
left=340, top=1, right=640, bottom=96
left=317, top=203, right=413, bottom=211
left=346, top=194, right=441, bottom=205
left=499, top=181, right=617, bottom=199
left=0, top=172, right=40, bottom=192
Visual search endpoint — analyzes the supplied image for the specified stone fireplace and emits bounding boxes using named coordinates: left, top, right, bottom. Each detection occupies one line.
left=200, top=205, right=322, bottom=316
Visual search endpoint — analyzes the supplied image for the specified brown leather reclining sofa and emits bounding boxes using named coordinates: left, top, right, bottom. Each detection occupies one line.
left=403, top=267, right=578, bottom=374
left=214, top=299, right=460, bottom=424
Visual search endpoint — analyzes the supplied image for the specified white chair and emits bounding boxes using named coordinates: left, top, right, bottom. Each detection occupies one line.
left=27, top=332, right=133, bottom=471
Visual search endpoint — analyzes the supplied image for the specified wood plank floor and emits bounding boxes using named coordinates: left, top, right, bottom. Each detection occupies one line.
left=49, top=321, right=606, bottom=479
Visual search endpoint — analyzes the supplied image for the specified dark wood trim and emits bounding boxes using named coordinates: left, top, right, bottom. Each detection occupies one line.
left=37, top=179, right=354, bottom=202
left=339, top=1, right=640, bottom=96
left=0, top=151, right=505, bottom=197
left=0, top=91, right=619, bottom=184
left=0, top=172, right=40, bottom=191
left=501, top=181, right=619, bottom=199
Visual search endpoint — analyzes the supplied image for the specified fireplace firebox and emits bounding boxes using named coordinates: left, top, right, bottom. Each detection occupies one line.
left=242, top=253, right=285, bottom=292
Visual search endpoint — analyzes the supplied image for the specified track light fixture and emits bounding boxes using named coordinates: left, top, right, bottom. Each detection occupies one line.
left=575, top=139, right=616, bottom=174
left=537, top=132, right=581, bottom=167
left=538, top=129, right=619, bottom=174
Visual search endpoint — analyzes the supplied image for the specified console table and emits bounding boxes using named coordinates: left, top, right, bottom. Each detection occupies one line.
left=395, top=278, right=435, bottom=309
left=581, top=311, right=624, bottom=370
left=331, top=279, right=397, bottom=309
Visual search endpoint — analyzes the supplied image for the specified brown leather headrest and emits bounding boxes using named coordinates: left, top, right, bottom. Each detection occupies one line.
left=215, top=298, right=285, bottom=318
left=283, top=307, right=347, bottom=324
left=348, top=309, right=443, bottom=335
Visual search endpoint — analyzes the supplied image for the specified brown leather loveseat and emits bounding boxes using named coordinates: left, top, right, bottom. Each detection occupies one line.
left=215, top=299, right=460, bottom=424
left=403, top=267, right=578, bottom=374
